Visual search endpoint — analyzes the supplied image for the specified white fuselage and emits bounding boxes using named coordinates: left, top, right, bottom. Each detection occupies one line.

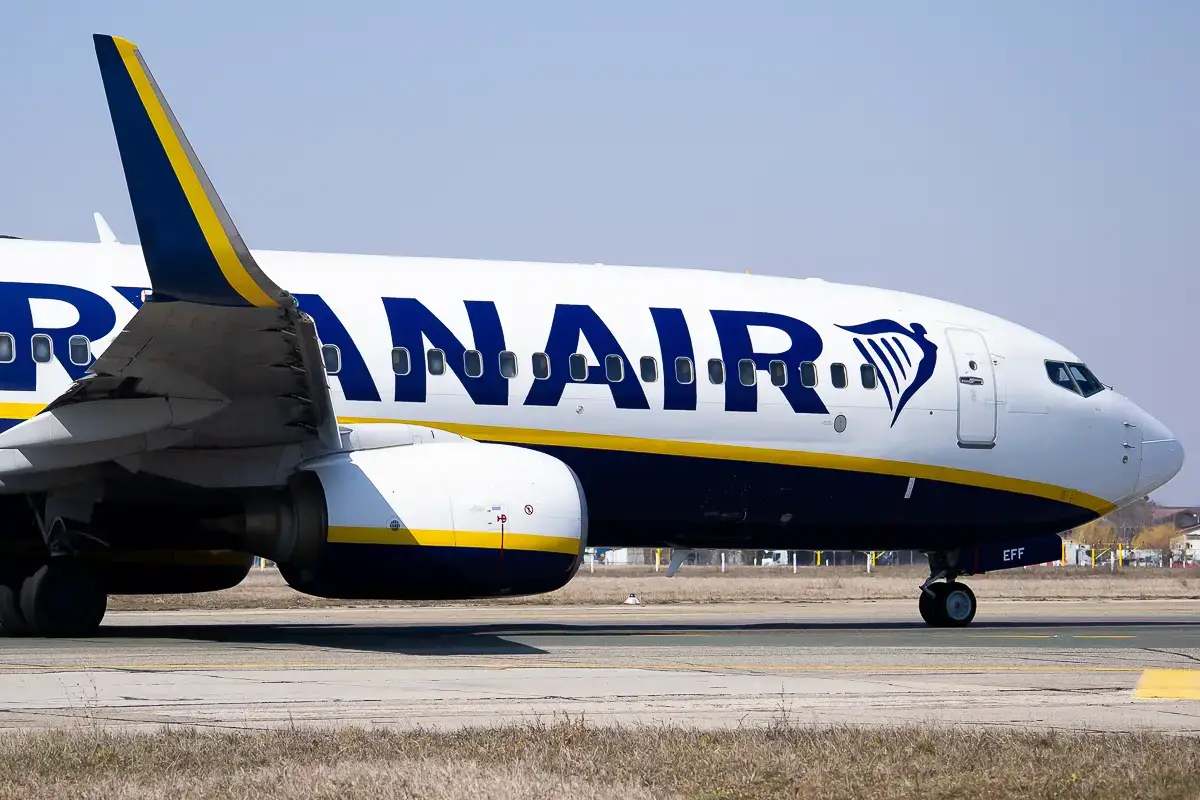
left=0, top=238, right=1183, bottom=548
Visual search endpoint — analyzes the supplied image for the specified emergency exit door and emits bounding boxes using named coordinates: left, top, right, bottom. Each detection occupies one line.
left=945, top=328, right=996, bottom=448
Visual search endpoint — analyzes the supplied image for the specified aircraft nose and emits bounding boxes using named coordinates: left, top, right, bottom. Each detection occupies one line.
left=1134, top=412, right=1185, bottom=497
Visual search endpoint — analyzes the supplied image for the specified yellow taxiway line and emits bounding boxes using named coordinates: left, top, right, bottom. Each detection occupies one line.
left=1134, top=669, right=1200, bottom=700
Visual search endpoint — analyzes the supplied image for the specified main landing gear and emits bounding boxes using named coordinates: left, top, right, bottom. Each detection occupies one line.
left=917, top=552, right=978, bottom=628
left=0, top=559, right=108, bottom=638
left=0, top=499, right=109, bottom=638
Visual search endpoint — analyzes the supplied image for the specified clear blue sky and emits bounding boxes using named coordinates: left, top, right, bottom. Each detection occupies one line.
left=2, top=1, right=1197, bottom=503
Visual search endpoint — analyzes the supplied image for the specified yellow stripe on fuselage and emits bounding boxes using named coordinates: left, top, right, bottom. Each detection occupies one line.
left=339, top=416, right=1117, bottom=516
left=0, top=402, right=1116, bottom=517
left=110, top=37, right=277, bottom=309
left=0, top=402, right=49, bottom=423
left=327, top=526, right=581, bottom=555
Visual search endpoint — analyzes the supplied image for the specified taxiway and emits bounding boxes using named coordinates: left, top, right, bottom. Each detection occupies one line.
left=1, top=600, right=1198, bottom=732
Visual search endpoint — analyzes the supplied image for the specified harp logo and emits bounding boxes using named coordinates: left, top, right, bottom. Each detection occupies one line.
left=837, top=320, right=938, bottom=427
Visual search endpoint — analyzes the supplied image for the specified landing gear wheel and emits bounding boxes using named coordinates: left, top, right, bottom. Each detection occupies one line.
left=0, top=582, right=29, bottom=637
left=0, top=563, right=31, bottom=637
left=19, top=561, right=107, bottom=638
left=940, top=583, right=977, bottom=627
left=918, top=585, right=941, bottom=626
left=919, top=582, right=977, bottom=628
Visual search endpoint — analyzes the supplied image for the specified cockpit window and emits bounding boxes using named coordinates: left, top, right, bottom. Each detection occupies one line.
left=1045, top=361, right=1077, bottom=393
left=1067, top=363, right=1104, bottom=397
left=1045, top=361, right=1105, bottom=398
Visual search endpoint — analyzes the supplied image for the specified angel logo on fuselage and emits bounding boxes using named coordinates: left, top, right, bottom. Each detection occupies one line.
left=836, top=320, right=938, bottom=427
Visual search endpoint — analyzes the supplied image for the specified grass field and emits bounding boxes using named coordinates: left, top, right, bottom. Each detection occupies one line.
left=2, top=721, right=1197, bottom=799
left=107, top=564, right=1200, bottom=612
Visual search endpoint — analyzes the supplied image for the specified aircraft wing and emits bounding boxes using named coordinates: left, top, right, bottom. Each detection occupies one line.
left=0, top=35, right=338, bottom=469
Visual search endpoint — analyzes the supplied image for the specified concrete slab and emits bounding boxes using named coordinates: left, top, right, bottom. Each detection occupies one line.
left=1, top=601, right=1198, bottom=733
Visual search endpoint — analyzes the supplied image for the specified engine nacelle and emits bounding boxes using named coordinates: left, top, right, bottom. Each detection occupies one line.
left=99, top=550, right=254, bottom=595
left=276, top=442, right=587, bottom=600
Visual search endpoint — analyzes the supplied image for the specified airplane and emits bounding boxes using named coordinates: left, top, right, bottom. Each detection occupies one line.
left=0, top=34, right=1184, bottom=637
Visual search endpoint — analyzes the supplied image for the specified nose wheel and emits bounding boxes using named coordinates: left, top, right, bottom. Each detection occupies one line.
left=918, top=581, right=977, bottom=627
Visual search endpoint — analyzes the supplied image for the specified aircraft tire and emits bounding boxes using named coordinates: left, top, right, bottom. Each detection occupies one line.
left=938, top=582, right=977, bottom=628
left=919, top=582, right=977, bottom=628
left=918, top=586, right=943, bottom=626
left=0, top=581, right=29, bottom=637
left=0, top=561, right=33, bottom=637
left=19, top=561, right=107, bottom=638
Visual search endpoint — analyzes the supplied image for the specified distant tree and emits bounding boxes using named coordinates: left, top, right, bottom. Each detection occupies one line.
left=1067, top=520, right=1117, bottom=546
left=1132, top=524, right=1176, bottom=551
left=1103, top=497, right=1158, bottom=541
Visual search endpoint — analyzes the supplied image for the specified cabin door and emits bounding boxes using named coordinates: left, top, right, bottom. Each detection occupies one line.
left=945, top=328, right=996, bottom=448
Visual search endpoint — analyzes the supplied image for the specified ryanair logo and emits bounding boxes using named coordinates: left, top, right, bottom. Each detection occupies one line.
left=837, top=320, right=938, bottom=427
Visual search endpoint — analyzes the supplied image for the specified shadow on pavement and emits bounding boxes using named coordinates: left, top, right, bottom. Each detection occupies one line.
left=86, top=615, right=1200, bottom=654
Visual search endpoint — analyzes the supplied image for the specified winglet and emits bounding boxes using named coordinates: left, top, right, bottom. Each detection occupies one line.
left=92, top=34, right=290, bottom=308
left=94, top=212, right=118, bottom=244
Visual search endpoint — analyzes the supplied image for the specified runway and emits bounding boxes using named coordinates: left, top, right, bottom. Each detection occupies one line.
left=2, top=600, right=1199, bottom=733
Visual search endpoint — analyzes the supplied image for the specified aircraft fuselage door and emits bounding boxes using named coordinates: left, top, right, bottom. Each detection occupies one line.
left=945, top=328, right=996, bottom=448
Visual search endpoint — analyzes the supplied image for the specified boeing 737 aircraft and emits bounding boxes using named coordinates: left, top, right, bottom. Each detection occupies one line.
left=0, top=35, right=1184, bottom=636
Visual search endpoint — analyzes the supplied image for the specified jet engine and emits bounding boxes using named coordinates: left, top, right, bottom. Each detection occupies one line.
left=246, top=441, right=587, bottom=600
left=98, top=550, right=255, bottom=594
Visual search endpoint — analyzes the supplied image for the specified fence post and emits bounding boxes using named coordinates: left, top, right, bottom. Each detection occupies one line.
left=721, top=552, right=726, bottom=573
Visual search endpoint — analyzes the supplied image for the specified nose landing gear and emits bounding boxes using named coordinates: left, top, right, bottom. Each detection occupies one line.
left=918, top=550, right=978, bottom=627
left=918, top=580, right=977, bottom=627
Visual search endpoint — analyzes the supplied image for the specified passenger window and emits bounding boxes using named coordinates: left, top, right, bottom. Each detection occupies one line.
left=675, top=357, right=694, bottom=385
left=738, top=359, right=756, bottom=387
left=800, top=361, right=817, bottom=388
left=831, top=363, right=847, bottom=389
left=499, top=351, right=518, bottom=379
left=707, top=358, right=725, bottom=385
left=860, top=364, right=877, bottom=389
left=321, top=344, right=341, bottom=375
left=0, top=334, right=13, bottom=364
left=769, top=360, right=787, bottom=387
left=391, top=347, right=411, bottom=376
left=1068, top=363, right=1104, bottom=398
left=605, top=354, right=624, bottom=382
left=427, top=348, right=446, bottom=376
left=1045, top=361, right=1078, bottom=394
left=569, top=353, right=588, bottom=381
left=532, top=352, right=550, bottom=380
left=463, top=349, right=483, bottom=378
left=640, top=356, right=658, bottom=383
left=31, top=334, right=52, bottom=364
left=68, top=335, right=91, bottom=366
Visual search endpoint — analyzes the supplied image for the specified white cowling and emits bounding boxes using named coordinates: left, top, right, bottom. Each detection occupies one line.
left=301, top=441, right=587, bottom=558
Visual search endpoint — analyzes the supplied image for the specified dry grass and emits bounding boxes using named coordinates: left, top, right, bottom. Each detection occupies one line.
left=0, top=721, right=1197, bottom=799
left=108, top=565, right=1200, bottom=612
